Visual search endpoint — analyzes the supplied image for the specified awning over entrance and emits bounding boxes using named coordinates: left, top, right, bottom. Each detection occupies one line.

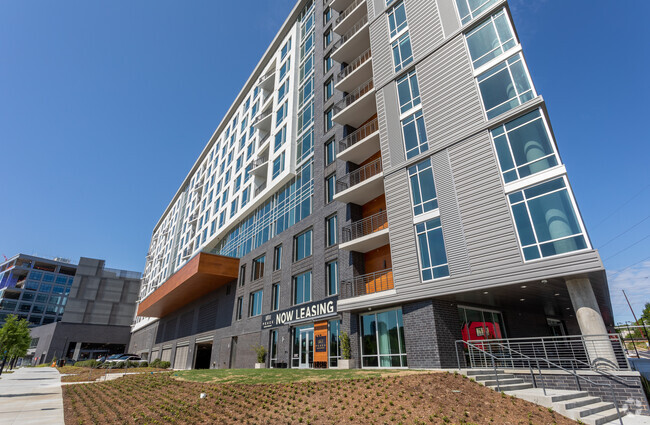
left=137, top=253, right=239, bottom=318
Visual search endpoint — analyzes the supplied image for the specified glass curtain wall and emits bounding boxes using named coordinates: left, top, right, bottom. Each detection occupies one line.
left=360, top=308, right=407, bottom=368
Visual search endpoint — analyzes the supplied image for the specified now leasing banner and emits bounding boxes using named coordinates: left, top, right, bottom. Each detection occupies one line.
left=261, top=296, right=338, bottom=329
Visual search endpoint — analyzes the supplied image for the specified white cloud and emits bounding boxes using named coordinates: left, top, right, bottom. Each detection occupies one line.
left=607, top=260, right=650, bottom=324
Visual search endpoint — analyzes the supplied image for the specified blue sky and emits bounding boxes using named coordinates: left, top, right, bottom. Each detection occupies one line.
left=0, top=1, right=648, bottom=323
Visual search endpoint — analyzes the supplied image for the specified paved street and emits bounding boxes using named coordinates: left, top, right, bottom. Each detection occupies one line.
left=0, top=367, right=64, bottom=425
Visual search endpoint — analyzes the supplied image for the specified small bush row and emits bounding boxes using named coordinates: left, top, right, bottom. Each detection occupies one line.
left=149, top=358, right=171, bottom=369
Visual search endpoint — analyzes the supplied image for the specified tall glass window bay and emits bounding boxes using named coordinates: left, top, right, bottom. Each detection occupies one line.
left=294, top=229, right=313, bottom=261
left=360, top=308, right=407, bottom=368
left=466, top=9, right=517, bottom=69
left=455, top=0, right=499, bottom=25
left=402, top=110, right=428, bottom=159
left=392, top=33, right=413, bottom=72
left=397, top=70, right=421, bottom=114
left=408, top=159, right=438, bottom=216
left=387, top=1, right=408, bottom=39
left=509, top=177, right=588, bottom=260
left=293, top=271, right=312, bottom=305
left=478, top=53, right=535, bottom=119
left=249, top=290, right=263, bottom=317
left=492, top=109, right=559, bottom=183
left=416, top=217, right=450, bottom=281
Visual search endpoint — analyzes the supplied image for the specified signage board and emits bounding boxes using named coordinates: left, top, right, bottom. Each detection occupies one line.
left=261, top=296, right=337, bottom=329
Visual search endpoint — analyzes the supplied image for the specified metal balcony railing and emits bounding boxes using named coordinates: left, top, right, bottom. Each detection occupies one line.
left=331, top=14, right=368, bottom=53
left=255, top=182, right=267, bottom=197
left=336, top=157, right=382, bottom=193
left=335, top=0, right=364, bottom=25
left=253, top=153, right=269, bottom=168
left=337, top=47, right=371, bottom=82
left=342, top=210, right=387, bottom=243
left=333, top=78, right=374, bottom=113
left=258, top=69, right=275, bottom=84
left=258, top=131, right=270, bottom=147
left=252, top=110, right=272, bottom=126
left=339, top=117, right=378, bottom=153
left=341, top=268, right=393, bottom=298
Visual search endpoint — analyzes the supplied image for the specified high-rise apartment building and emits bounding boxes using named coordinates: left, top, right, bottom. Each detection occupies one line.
left=130, top=0, right=615, bottom=371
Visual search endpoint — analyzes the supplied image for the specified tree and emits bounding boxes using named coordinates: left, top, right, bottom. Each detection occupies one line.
left=0, top=314, right=31, bottom=375
left=641, top=302, right=650, bottom=325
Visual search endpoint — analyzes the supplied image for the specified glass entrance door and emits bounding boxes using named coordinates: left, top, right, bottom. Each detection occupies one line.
left=299, top=328, right=314, bottom=369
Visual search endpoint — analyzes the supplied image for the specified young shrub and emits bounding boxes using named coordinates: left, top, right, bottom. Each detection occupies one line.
left=254, top=345, right=267, bottom=363
left=160, top=361, right=171, bottom=369
left=341, top=332, right=351, bottom=360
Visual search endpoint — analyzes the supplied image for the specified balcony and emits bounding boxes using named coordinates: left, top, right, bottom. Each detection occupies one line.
left=334, top=158, right=384, bottom=205
left=252, top=110, right=272, bottom=132
left=340, top=210, right=390, bottom=253
left=331, top=15, right=369, bottom=65
left=258, top=68, right=276, bottom=92
left=336, top=47, right=372, bottom=93
left=332, top=78, right=376, bottom=128
left=331, top=0, right=355, bottom=13
left=340, top=268, right=394, bottom=299
left=250, top=153, right=269, bottom=177
left=254, top=181, right=267, bottom=197
left=337, top=117, right=379, bottom=163
left=334, top=0, right=366, bottom=35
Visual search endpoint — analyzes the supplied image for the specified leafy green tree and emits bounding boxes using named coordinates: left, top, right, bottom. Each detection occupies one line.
left=641, top=302, right=650, bottom=325
left=0, top=314, right=31, bottom=375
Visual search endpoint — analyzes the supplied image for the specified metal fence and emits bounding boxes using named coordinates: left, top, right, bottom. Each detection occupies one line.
left=333, top=78, right=374, bottom=113
left=336, top=158, right=382, bottom=193
left=342, top=210, right=387, bottom=243
left=339, top=118, right=378, bottom=154
left=341, top=268, right=393, bottom=299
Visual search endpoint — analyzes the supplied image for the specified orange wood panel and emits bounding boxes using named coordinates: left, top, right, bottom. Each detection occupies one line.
left=358, top=113, right=377, bottom=128
left=361, top=194, right=386, bottom=218
left=364, top=244, right=392, bottom=274
left=359, top=150, right=382, bottom=167
left=137, top=252, right=239, bottom=318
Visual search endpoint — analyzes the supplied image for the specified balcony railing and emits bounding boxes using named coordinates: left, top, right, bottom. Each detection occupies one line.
left=336, top=157, right=382, bottom=193
left=333, top=78, right=374, bottom=113
left=331, top=14, right=368, bottom=52
left=335, top=0, right=364, bottom=25
left=258, top=69, right=275, bottom=84
left=252, top=110, right=272, bottom=126
left=337, top=47, right=371, bottom=82
left=341, top=268, right=393, bottom=298
left=342, top=210, right=388, bottom=243
left=339, top=117, right=378, bottom=153
left=253, top=153, right=269, bottom=168
left=255, top=182, right=267, bottom=197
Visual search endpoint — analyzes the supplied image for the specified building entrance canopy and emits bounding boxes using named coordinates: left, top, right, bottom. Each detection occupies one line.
left=137, top=253, right=239, bottom=318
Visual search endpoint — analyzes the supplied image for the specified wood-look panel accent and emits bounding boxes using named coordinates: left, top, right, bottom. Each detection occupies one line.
left=137, top=252, right=239, bottom=318
left=364, top=244, right=392, bottom=274
left=362, top=194, right=386, bottom=218
left=359, top=150, right=382, bottom=167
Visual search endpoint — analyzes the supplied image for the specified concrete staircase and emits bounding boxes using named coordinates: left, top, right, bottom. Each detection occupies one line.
left=463, top=369, right=632, bottom=425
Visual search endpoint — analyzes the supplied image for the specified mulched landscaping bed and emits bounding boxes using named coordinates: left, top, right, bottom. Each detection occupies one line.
left=63, top=371, right=577, bottom=424
left=58, top=366, right=169, bottom=383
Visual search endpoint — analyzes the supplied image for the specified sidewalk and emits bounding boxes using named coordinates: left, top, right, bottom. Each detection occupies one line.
left=0, top=367, right=65, bottom=425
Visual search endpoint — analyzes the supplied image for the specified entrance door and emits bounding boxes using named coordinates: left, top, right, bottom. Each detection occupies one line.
left=194, top=342, right=212, bottom=369
left=299, top=328, right=314, bottom=369
left=229, top=336, right=238, bottom=369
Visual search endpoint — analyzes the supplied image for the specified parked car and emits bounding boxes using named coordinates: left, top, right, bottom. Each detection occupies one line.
left=104, top=354, right=146, bottom=365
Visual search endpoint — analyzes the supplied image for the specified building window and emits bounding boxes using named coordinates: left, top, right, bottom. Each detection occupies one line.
left=271, top=283, right=280, bottom=311
left=324, top=78, right=334, bottom=101
left=279, top=58, right=291, bottom=81
left=252, top=255, right=265, bottom=281
left=508, top=177, right=588, bottom=261
left=387, top=1, right=408, bottom=39
left=466, top=9, right=516, bottom=69
left=477, top=53, right=535, bottom=120
left=241, top=186, right=250, bottom=208
left=297, top=129, right=314, bottom=163
left=408, top=159, right=438, bottom=216
left=278, top=78, right=289, bottom=102
left=298, top=103, right=314, bottom=134
left=325, top=108, right=334, bottom=132
left=326, top=215, right=338, bottom=246
left=324, top=55, right=333, bottom=73
left=458, top=306, right=506, bottom=341
left=293, top=271, right=312, bottom=305
left=391, top=33, right=413, bottom=72
left=326, top=260, right=338, bottom=296
left=360, top=308, right=407, bottom=367
left=397, top=70, right=421, bottom=114
left=270, top=329, right=279, bottom=367
left=235, top=296, right=243, bottom=321
left=281, top=37, right=292, bottom=59
left=294, top=229, right=313, bottom=261
left=272, top=153, right=285, bottom=179
left=274, top=126, right=286, bottom=152
left=325, top=138, right=336, bottom=165
left=415, top=217, right=450, bottom=281
left=491, top=109, right=559, bottom=184
left=249, top=290, right=263, bottom=317
left=328, top=319, right=341, bottom=367
left=324, top=29, right=333, bottom=48
left=239, top=265, right=246, bottom=287
left=324, top=7, right=332, bottom=25
left=402, top=110, right=428, bottom=159
left=325, top=173, right=336, bottom=204
left=230, top=198, right=238, bottom=218
left=273, top=245, right=282, bottom=271
left=455, top=0, right=499, bottom=25
left=276, top=102, right=288, bottom=125
left=300, top=56, right=314, bottom=81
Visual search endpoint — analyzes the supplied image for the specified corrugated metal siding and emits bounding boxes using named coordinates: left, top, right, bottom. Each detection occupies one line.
left=382, top=82, right=404, bottom=171
left=367, top=0, right=376, bottom=21
left=369, top=13, right=393, bottom=89
left=418, top=36, right=485, bottom=153
left=435, top=0, right=460, bottom=38
left=376, top=88, right=392, bottom=169
left=432, top=150, right=471, bottom=277
left=405, top=0, right=444, bottom=60
left=384, top=169, right=421, bottom=287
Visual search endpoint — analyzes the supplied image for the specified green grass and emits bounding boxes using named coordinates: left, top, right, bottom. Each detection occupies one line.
left=173, top=368, right=416, bottom=385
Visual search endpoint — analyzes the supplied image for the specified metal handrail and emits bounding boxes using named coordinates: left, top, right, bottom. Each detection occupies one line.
left=258, top=68, right=275, bottom=84
left=337, top=48, right=371, bottom=82
left=336, top=157, right=382, bottom=193
left=341, top=268, right=393, bottom=298
left=455, top=339, right=625, bottom=425
left=253, top=154, right=269, bottom=168
left=331, top=14, right=368, bottom=52
left=255, top=182, right=267, bottom=197
left=341, top=210, right=387, bottom=242
left=252, top=110, right=272, bottom=126
left=333, top=78, right=374, bottom=113
left=339, top=118, right=378, bottom=153
left=335, top=0, right=364, bottom=25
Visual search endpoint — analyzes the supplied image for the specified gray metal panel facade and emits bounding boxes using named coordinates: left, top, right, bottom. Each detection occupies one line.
left=435, top=0, right=460, bottom=37
left=431, top=149, right=471, bottom=277
left=368, top=9, right=393, bottom=89
left=376, top=88, right=391, bottom=169
left=404, top=0, right=444, bottom=60
left=381, top=82, right=404, bottom=171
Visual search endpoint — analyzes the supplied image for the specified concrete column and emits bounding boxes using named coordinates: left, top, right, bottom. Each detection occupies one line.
left=72, top=342, right=82, bottom=361
left=566, top=277, right=618, bottom=370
